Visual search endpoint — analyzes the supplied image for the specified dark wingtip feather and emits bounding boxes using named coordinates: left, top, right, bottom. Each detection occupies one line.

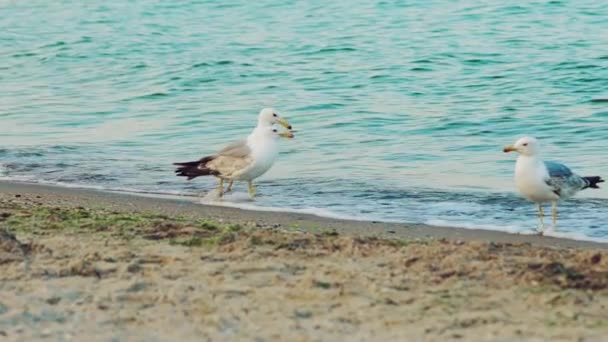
left=583, top=176, right=604, bottom=189
left=173, top=157, right=219, bottom=180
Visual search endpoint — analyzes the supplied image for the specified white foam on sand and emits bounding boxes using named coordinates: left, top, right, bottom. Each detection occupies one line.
left=0, top=173, right=37, bottom=183
left=541, top=227, right=608, bottom=243
left=425, top=219, right=524, bottom=234
left=199, top=190, right=369, bottom=221
left=426, top=219, right=608, bottom=243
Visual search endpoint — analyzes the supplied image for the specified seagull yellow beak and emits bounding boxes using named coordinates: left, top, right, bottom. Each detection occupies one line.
left=279, top=131, right=295, bottom=139
left=503, top=145, right=517, bottom=153
left=276, top=116, right=292, bottom=130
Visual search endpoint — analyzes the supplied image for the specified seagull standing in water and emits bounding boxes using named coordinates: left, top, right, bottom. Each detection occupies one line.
left=174, top=108, right=293, bottom=199
left=503, top=136, right=603, bottom=234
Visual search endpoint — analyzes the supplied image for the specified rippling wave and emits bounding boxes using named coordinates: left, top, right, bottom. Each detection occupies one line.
left=1, top=0, right=607, bottom=240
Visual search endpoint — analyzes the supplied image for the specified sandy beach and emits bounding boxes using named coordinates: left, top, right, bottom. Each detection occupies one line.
left=1, top=181, right=607, bottom=341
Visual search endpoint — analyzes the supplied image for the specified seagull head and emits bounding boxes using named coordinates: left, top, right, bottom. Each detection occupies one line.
left=258, top=108, right=292, bottom=130
left=503, top=136, right=540, bottom=156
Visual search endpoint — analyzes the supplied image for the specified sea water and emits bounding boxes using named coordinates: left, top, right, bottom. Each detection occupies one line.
left=1, top=0, right=607, bottom=241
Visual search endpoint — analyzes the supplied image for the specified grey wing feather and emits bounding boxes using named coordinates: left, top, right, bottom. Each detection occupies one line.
left=206, top=139, right=253, bottom=178
left=544, top=161, right=572, bottom=177
left=544, top=161, right=586, bottom=197
left=218, top=139, right=251, bottom=158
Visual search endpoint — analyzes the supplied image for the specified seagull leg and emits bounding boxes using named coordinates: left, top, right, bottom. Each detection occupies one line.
left=226, top=181, right=234, bottom=193
left=217, top=178, right=224, bottom=198
left=551, top=201, right=558, bottom=229
left=247, top=181, right=256, bottom=199
left=537, top=203, right=545, bottom=235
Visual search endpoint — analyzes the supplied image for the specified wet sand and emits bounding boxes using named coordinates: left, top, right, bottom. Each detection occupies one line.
left=0, top=181, right=606, bottom=250
left=1, top=181, right=607, bottom=340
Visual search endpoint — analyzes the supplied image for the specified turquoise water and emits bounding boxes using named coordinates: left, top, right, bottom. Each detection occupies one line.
left=1, top=0, right=607, bottom=240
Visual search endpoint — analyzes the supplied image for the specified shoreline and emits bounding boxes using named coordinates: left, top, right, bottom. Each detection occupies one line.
left=2, top=179, right=608, bottom=340
left=0, top=180, right=606, bottom=250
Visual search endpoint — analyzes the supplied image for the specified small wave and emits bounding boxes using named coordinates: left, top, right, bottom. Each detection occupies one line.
left=541, top=229, right=608, bottom=243
left=0, top=174, right=39, bottom=183
left=317, top=47, right=356, bottom=53
left=192, top=62, right=210, bottom=68
left=370, top=74, right=390, bottom=80
left=216, top=60, right=234, bottom=65
left=191, top=60, right=239, bottom=68
left=11, top=52, right=37, bottom=58
left=410, top=67, right=433, bottom=72
left=426, top=219, right=608, bottom=243
left=0, top=176, right=137, bottom=193
left=41, top=41, right=66, bottom=48
left=425, top=219, right=524, bottom=234
left=294, top=103, right=346, bottom=111
left=592, top=111, right=608, bottom=118
left=199, top=192, right=370, bottom=221
left=135, top=92, right=170, bottom=100
left=590, top=98, right=608, bottom=103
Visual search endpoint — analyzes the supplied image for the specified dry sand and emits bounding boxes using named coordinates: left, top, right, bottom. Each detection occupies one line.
left=1, top=181, right=607, bottom=341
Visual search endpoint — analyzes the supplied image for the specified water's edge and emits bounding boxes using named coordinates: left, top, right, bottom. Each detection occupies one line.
left=2, top=177, right=606, bottom=244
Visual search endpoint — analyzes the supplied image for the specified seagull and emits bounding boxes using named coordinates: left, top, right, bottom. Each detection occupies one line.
left=174, top=108, right=293, bottom=199
left=503, top=136, right=603, bottom=233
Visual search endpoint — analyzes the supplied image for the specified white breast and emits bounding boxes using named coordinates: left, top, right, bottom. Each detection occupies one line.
left=236, top=132, right=279, bottom=181
left=514, top=156, right=559, bottom=203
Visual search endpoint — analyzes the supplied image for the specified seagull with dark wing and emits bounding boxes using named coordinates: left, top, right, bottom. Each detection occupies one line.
left=503, top=136, right=603, bottom=234
left=174, top=108, right=293, bottom=199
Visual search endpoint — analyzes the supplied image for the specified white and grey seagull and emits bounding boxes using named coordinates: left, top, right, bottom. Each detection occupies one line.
left=503, top=136, right=603, bottom=234
left=174, top=108, right=293, bottom=199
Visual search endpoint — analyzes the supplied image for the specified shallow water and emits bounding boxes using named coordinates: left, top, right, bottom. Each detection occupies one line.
left=1, top=0, right=607, bottom=241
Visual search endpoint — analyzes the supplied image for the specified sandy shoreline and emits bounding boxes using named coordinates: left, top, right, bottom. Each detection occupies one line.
left=1, top=180, right=608, bottom=340
left=0, top=181, right=606, bottom=250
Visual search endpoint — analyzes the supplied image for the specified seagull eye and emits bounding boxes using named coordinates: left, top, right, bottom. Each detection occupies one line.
left=272, top=113, right=277, bottom=117
left=523, top=143, right=528, bottom=146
